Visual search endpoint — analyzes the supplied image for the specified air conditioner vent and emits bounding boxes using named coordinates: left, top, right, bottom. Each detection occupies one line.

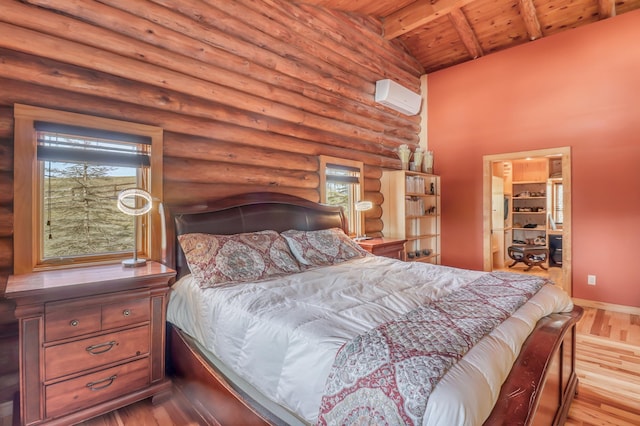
left=374, top=79, right=422, bottom=116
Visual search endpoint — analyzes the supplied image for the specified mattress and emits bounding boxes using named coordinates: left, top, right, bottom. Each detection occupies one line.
left=167, top=256, right=573, bottom=425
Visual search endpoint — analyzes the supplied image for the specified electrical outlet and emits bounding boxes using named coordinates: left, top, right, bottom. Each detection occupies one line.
left=587, top=275, right=596, bottom=286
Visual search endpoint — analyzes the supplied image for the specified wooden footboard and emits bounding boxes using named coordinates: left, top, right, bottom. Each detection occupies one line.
left=484, top=305, right=584, bottom=426
left=167, top=305, right=583, bottom=426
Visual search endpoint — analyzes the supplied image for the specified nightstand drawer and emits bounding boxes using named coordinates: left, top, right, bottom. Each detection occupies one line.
left=44, top=325, right=150, bottom=380
left=370, top=245, right=404, bottom=259
left=45, top=305, right=101, bottom=342
left=102, top=297, right=150, bottom=329
left=45, top=357, right=150, bottom=419
left=356, top=238, right=406, bottom=260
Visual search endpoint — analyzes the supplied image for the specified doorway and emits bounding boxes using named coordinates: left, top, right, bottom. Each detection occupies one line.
left=482, top=147, right=572, bottom=296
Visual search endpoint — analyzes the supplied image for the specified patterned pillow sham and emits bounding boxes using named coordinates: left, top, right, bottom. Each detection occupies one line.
left=178, top=230, right=301, bottom=288
left=281, top=228, right=370, bottom=267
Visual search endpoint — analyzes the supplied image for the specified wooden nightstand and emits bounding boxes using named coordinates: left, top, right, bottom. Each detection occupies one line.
left=356, top=237, right=407, bottom=260
left=5, top=261, right=175, bottom=426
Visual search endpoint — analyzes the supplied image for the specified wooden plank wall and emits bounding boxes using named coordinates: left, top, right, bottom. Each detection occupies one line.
left=0, top=0, right=423, bottom=351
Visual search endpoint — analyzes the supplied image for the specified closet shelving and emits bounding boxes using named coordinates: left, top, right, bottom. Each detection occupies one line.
left=511, top=180, right=547, bottom=247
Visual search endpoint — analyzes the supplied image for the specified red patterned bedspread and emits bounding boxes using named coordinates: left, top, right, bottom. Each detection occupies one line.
left=317, top=272, right=548, bottom=426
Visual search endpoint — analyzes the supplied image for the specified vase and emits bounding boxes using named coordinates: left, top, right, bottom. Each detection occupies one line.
left=423, top=150, right=434, bottom=174
left=413, top=149, right=423, bottom=171
left=397, top=145, right=411, bottom=170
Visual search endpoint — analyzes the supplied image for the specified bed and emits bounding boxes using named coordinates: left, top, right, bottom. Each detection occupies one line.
left=161, top=192, right=583, bottom=425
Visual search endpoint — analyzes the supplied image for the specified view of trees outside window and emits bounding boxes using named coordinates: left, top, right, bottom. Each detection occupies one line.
left=325, top=167, right=360, bottom=234
left=42, top=161, right=136, bottom=259
left=326, top=181, right=352, bottom=216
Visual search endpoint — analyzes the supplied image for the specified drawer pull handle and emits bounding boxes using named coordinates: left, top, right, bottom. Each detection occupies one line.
left=86, top=340, right=117, bottom=355
left=70, top=320, right=79, bottom=327
left=122, top=309, right=131, bottom=317
left=86, top=375, right=117, bottom=391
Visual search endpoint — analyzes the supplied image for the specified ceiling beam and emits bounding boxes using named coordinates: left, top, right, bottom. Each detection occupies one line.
left=448, top=8, right=483, bottom=59
left=383, top=0, right=476, bottom=40
left=518, top=0, right=543, bottom=40
left=598, top=0, right=617, bottom=18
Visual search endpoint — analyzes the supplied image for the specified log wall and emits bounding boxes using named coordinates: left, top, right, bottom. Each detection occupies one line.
left=0, top=0, right=423, bottom=380
left=0, top=0, right=423, bottom=406
left=0, top=106, right=17, bottom=407
left=0, top=0, right=423, bottom=364
left=0, top=0, right=422, bottom=239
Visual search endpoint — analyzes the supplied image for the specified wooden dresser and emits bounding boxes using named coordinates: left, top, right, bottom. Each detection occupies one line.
left=356, top=237, right=406, bottom=260
left=5, top=262, right=175, bottom=426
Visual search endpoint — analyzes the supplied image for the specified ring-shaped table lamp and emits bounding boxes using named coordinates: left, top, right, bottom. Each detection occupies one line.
left=117, top=188, right=153, bottom=267
left=354, top=200, right=373, bottom=241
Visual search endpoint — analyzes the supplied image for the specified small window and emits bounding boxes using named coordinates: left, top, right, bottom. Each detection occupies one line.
left=319, top=156, right=364, bottom=235
left=551, top=181, right=564, bottom=225
left=14, top=104, right=163, bottom=273
left=37, top=122, right=150, bottom=261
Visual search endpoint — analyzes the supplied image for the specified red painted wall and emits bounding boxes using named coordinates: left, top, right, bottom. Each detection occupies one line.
left=427, top=10, right=640, bottom=307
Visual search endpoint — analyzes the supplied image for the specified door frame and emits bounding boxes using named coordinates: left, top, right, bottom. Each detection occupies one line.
left=482, top=147, right=572, bottom=296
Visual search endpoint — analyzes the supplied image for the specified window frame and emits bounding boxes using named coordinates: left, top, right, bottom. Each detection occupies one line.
left=319, top=155, right=364, bottom=236
left=550, top=179, right=564, bottom=225
left=13, top=104, right=163, bottom=274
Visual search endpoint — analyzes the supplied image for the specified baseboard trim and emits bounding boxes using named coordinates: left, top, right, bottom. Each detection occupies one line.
left=572, top=298, right=640, bottom=315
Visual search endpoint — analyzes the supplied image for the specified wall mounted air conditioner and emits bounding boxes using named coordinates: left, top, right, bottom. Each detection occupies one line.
left=375, top=79, right=422, bottom=116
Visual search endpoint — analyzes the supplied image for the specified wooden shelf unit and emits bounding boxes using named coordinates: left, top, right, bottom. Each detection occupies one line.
left=381, top=170, right=441, bottom=264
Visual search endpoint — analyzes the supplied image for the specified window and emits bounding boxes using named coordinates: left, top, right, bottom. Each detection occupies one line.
left=551, top=180, right=564, bottom=225
left=14, top=104, right=163, bottom=273
left=319, top=156, right=364, bottom=235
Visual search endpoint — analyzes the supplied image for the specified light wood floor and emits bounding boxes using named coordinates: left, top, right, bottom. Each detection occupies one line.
left=565, top=306, right=640, bottom=425
left=3, top=305, right=639, bottom=425
left=510, top=262, right=640, bottom=423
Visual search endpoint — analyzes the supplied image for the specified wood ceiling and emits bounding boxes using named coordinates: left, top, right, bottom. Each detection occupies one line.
left=299, top=0, right=640, bottom=73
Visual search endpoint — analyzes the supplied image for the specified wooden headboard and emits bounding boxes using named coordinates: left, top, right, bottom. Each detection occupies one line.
left=161, top=192, right=347, bottom=279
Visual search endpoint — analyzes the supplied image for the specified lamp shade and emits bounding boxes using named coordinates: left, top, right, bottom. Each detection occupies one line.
left=117, top=188, right=152, bottom=267
left=355, top=200, right=373, bottom=212
left=117, top=188, right=152, bottom=216
left=354, top=200, right=373, bottom=240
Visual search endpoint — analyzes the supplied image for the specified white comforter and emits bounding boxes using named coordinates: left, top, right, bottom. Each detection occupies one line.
left=167, top=256, right=573, bottom=425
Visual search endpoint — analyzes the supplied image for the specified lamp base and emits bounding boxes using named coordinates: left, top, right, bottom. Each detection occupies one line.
left=122, top=258, right=147, bottom=267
